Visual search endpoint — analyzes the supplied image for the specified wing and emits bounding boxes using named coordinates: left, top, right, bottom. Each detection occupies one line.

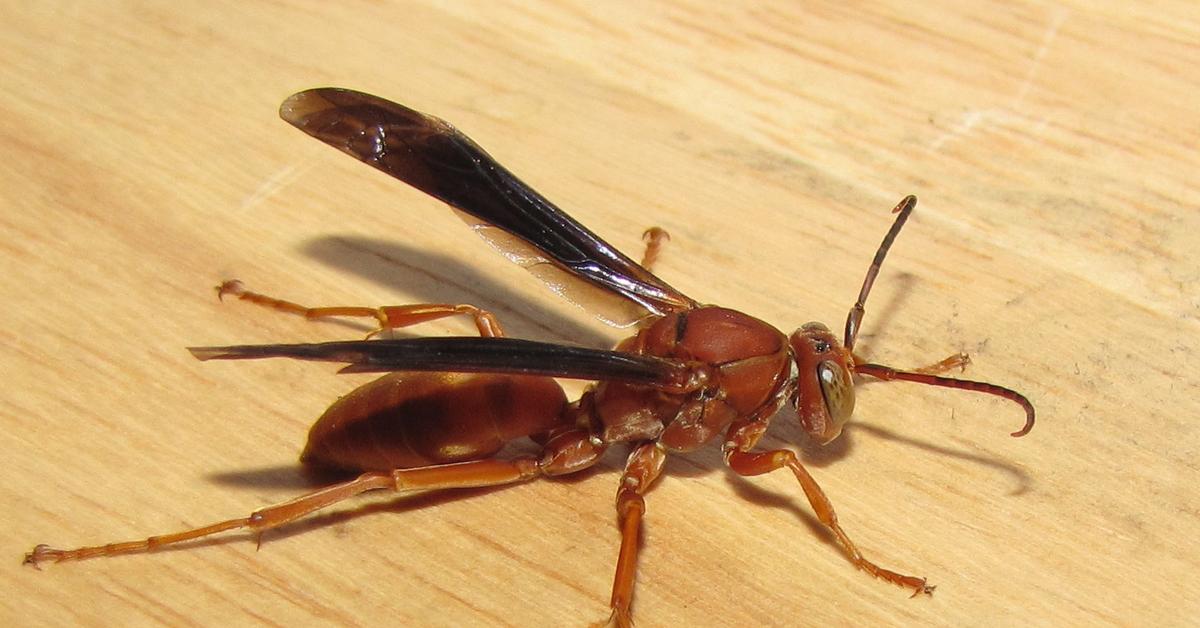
left=279, top=88, right=697, bottom=327
left=189, top=337, right=693, bottom=388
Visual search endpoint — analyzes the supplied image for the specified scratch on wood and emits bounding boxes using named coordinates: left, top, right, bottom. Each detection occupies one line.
left=240, top=162, right=315, bottom=211
left=928, top=9, right=1069, bottom=152
left=1014, top=9, right=1069, bottom=108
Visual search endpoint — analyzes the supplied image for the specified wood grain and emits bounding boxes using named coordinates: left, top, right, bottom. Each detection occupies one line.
left=4, top=2, right=1197, bottom=626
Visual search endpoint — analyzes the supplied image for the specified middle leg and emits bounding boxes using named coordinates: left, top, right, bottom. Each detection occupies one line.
left=604, top=441, right=668, bottom=628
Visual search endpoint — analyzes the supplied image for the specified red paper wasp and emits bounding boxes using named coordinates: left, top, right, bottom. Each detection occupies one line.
left=26, top=88, right=1034, bottom=627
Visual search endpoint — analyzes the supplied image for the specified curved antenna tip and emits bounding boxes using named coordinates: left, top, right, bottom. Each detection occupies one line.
left=1009, top=406, right=1036, bottom=437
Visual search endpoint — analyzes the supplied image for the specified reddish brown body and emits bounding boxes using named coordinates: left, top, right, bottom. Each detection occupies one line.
left=304, top=306, right=792, bottom=478
left=26, top=88, right=1036, bottom=628
left=591, top=307, right=790, bottom=451
left=303, top=372, right=567, bottom=471
left=305, top=307, right=793, bottom=476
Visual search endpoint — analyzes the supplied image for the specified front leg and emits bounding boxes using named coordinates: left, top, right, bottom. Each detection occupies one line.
left=722, top=420, right=934, bottom=596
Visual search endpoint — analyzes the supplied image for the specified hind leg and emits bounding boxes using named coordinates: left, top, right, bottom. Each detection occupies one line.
left=27, top=429, right=607, bottom=567
left=216, top=279, right=505, bottom=337
left=639, top=227, right=670, bottom=272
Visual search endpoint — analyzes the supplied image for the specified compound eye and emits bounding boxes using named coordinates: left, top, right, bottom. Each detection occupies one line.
left=815, top=360, right=855, bottom=442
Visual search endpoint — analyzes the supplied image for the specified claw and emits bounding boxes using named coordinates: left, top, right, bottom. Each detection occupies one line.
left=23, top=544, right=59, bottom=568
left=641, top=227, right=669, bottom=244
left=909, top=579, right=936, bottom=598
left=591, top=607, right=632, bottom=628
left=215, top=279, right=247, bottom=301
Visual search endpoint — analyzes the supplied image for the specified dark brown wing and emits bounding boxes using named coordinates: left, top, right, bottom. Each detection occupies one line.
left=280, top=88, right=697, bottom=327
left=190, top=337, right=692, bottom=388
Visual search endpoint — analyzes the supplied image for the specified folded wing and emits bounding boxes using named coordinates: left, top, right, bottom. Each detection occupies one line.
left=190, top=337, right=693, bottom=388
left=280, top=88, right=697, bottom=327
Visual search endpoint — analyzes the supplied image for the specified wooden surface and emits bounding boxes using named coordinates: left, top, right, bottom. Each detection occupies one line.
left=3, top=2, right=1198, bottom=626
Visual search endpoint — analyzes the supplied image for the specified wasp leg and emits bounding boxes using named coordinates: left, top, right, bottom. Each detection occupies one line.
left=26, top=427, right=609, bottom=568
left=723, top=420, right=934, bottom=596
left=913, top=352, right=970, bottom=375
left=639, top=227, right=670, bottom=272
left=601, top=442, right=667, bottom=628
left=216, top=279, right=505, bottom=337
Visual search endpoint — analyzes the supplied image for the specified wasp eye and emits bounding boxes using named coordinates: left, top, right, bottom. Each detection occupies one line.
left=814, top=360, right=855, bottom=443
